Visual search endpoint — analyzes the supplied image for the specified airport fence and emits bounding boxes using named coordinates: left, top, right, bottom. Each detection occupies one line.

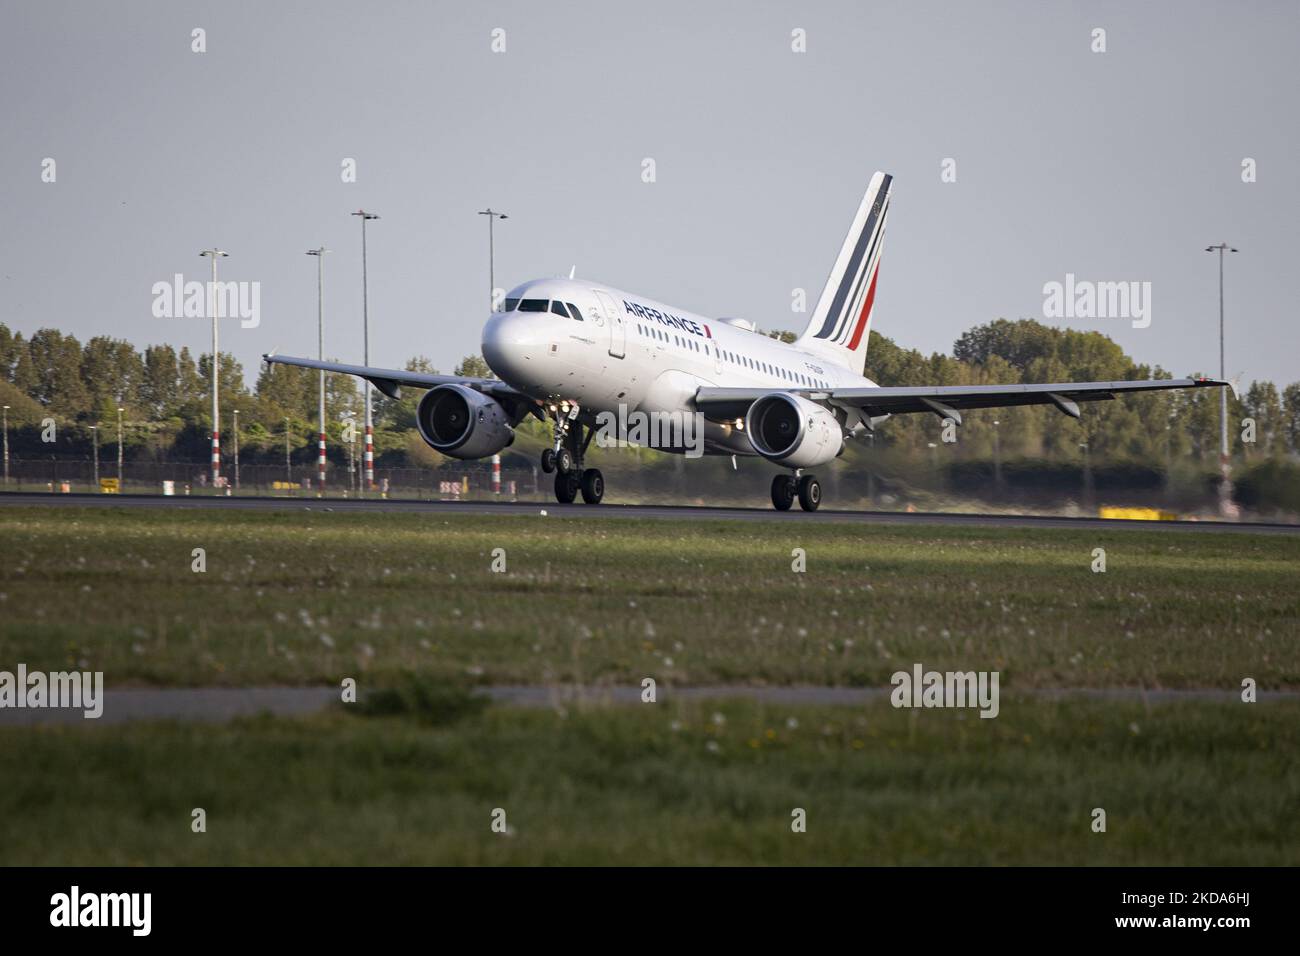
left=0, top=456, right=548, bottom=501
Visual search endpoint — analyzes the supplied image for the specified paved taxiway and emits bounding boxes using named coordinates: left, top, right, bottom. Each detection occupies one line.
left=1, top=492, right=1297, bottom=534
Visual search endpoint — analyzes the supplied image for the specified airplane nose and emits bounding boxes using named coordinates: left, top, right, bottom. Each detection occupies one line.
left=481, top=311, right=532, bottom=380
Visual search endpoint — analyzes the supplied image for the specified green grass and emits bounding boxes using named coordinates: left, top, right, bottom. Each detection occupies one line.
left=2, top=505, right=1296, bottom=865
left=1, top=696, right=1296, bottom=865
left=0, top=506, right=1296, bottom=689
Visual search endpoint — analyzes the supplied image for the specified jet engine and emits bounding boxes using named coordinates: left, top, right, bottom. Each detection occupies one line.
left=416, top=384, right=514, bottom=459
left=744, top=393, right=843, bottom=468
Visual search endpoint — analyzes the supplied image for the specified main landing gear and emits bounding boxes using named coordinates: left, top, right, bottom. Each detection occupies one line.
left=771, top=472, right=821, bottom=512
left=539, top=402, right=603, bottom=505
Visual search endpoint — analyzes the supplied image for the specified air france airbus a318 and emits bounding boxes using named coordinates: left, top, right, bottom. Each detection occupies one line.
left=266, top=172, right=1225, bottom=512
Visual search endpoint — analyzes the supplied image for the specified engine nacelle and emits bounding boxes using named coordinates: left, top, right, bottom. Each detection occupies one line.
left=745, top=393, right=843, bottom=468
left=416, top=384, right=514, bottom=460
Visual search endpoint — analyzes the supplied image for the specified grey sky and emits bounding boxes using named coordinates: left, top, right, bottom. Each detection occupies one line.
left=2, top=0, right=1296, bottom=390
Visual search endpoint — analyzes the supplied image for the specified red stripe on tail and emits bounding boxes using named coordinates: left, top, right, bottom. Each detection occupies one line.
left=845, top=267, right=880, bottom=351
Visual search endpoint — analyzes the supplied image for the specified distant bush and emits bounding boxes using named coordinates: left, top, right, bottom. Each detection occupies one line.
left=1233, top=459, right=1300, bottom=515
left=352, top=673, right=489, bottom=726
left=948, top=458, right=1163, bottom=494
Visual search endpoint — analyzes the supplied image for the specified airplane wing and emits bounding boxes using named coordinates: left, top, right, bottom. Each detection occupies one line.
left=694, top=377, right=1227, bottom=425
left=265, top=353, right=511, bottom=398
left=263, top=353, right=540, bottom=414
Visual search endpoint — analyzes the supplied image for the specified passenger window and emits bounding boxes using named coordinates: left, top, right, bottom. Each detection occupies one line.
left=504, top=298, right=520, bottom=312
left=567, top=302, right=583, bottom=321
left=519, top=299, right=548, bottom=312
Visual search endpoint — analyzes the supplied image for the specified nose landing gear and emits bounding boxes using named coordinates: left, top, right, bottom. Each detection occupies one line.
left=542, top=402, right=604, bottom=505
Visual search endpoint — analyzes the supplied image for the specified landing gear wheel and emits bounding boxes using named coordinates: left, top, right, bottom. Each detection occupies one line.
left=580, top=468, right=604, bottom=504
left=540, top=448, right=556, bottom=474
left=556, top=447, right=575, bottom=475
left=797, top=475, right=821, bottom=512
left=554, top=471, right=579, bottom=504
left=771, top=474, right=796, bottom=511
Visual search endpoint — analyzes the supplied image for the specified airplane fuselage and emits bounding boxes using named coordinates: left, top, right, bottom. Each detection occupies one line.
left=481, top=277, right=876, bottom=455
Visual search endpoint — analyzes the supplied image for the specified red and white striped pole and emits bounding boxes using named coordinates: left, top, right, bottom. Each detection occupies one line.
left=492, top=453, right=500, bottom=494
left=200, top=248, right=227, bottom=489
left=364, top=424, right=374, bottom=490
left=307, top=245, right=331, bottom=495
left=318, top=431, right=327, bottom=490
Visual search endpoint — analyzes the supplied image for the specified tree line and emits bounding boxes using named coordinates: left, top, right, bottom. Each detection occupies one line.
left=1, top=319, right=1296, bottom=470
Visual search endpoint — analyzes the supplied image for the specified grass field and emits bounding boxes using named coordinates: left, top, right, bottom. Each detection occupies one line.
left=0, top=507, right=1296, bottom=688
left=2, top=695, right=1296, bottom=865
left=1, top=505, right=1297, bottom=865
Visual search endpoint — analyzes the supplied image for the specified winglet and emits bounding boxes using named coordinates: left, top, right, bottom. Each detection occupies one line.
left=1194, top=375, right=1236, bottom=399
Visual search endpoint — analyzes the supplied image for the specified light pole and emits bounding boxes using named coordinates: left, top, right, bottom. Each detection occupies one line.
left=342, top=409, right=354, bottom=495
left=352, top=210, right=379, bottom=492
left=2, top=405, right=8, bottom=486
left=992, top=419, right=1001, bottom=494
left=232, top=409, right=240, bottom=491
left=866, top=431, right=875, bottom=502
left=284, top=417, right=291, bottom=485
left=199, top=248, right=228, bottom=488
left=478, top=208, right=508, bottom=311
left=1079, top=441, right=1092, bottom=510
left=1204, top=243, right=1236, bottom=467
left=307, top=246, right=330, bottom=494
left=90, top=424, right=99, bottom=487
left=116, top=407, right=124, bottom=486
left=1164, top=419, right=1173, bottom=502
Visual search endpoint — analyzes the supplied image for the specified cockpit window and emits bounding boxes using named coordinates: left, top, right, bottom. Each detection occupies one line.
left=550, top=300, right=569, bottom=316
left=519, top=299, right=549, bottom=312
left=503, top=298, right=520, bottom=312
left=566, top=302, right=583, bottom=321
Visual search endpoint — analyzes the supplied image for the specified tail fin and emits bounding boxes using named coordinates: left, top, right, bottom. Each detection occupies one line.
left=796, top=171, right=893, bottom=375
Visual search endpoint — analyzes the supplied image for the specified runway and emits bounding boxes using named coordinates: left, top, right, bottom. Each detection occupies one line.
left=1, top=490, right=1297, bottom=534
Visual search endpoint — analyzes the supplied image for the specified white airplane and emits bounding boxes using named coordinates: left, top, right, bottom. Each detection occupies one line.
left=266, top=171, right=1225, bottom=512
